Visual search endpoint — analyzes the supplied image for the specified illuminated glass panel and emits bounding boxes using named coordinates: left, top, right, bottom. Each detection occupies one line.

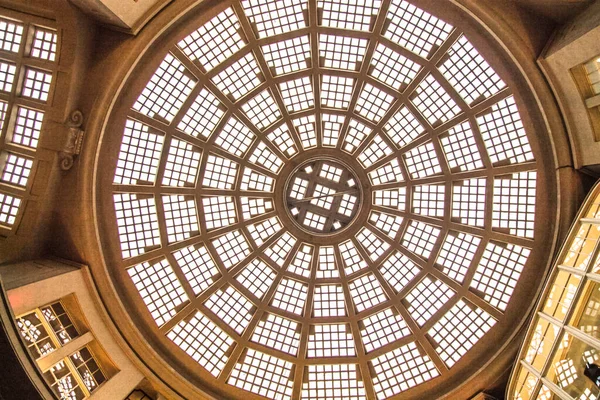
left=178, top=8, right=245, bottom=71
left=313, top=284, right=346, bottom=317
left=322, top=113, right=345, bottom=147
left=241, top=197, right=273, bottom=220
left=321, top=75, right=354, bottom=109
left=412, top=184, right=445, bottom=218
left=251, top=313, right=300, bottom=355
left=128, top=258, right=188, bottom=326
left=356, top=227, right=389, bottom=261
left=405, top=276, right=454, bottom=326
left=242, top=90, right=281, bottom=130
left=215, top=117, right=255, bottom=157
left=429, top=299, right=496, bottom=367
left=114, top=193, right=160, bottom=258
left=265, top=232, right=297, bottom=267
left=302, top=364, right=366, bottom=400
left=228, top=349, right=294, bottom=399
left=339, top=240, right=368, bottom=275
left=202, top=196, right=236, bottom=230
left=452, top=178, right=486, bottom=227
left=288, top=243, right=314, bottom=278
left=384, top=106, right=426, bottom=149
left=114, top=120, right=164, bottom=185
left=212, top=230, right=251, bottom=269
left=242, top=0, right=307, bottom=38
left=236, top=258, right=276, bottom=299
left=412, top=74, right=461, bottom=125
left=271, top=278, right=308, bottom=315
left=12, top=106, right=44, bottom=149
left=368, top=159, right=403, bottom=186
left=402, top=220, right=441, bottom=259
left=317, top=245, right=338, bottom=279
left=212, top=52, right=262, bottom=100
left=262, top=35, right=310, bottom=76
left=319, top=34, right=368, bottom=71
left=471, top=241, right=530, bottom=310
left=318, top=0, right=380, bottom=31
left=293, top=115, right=317, bottom=148
left=280, top=77, right=315, bottom=113
left=369, top=211, right=402, bottom=239
left=162, top=195, right=199, bottom=243
left=162, top=138, right=201, bottom=187
left=268, top=124, right=298, bottom=157
left=358, top=135, right=393, bottom=168
left=343, top=119, right=372, bottom=153
left=167, top=311, right=233, bottom=376
left=405, top=142, right=442, bottom=180
left=30, top=27, right=58, bottom=61
left=205, top=286, right=254, bottom=334
left=22, top=68, right=52, bottom=102
left=133, top=53, right=196, bottom=122
left=373, top=188, right=407, bottom=211
left=348, top=273, right=387, bottom=312
left=384, top=0, right=453, bottom=59
left=439, top=35, right=505, bottom=105
left=0, top=61, right=16, bottom=92
left=1, top=152, right=33, bottom=187
left=360, top=308, right=410, bottom=353
left=477, top=96, right=534, bottom=165
left=492, top=171, right=537, bottom=238
left=308, top=324, right=356, bottom=357
left=0, top=19, right=23, bottom=53
left=202, top=154, right=238, bottom=189
left=241, top=167, right=275, bottom=192
left=178, top=88, right=225, bottom=138
left=249, top=141, right=283, bottom=173
left=436, top=232, right=481, bottom=283
left=370, top=43, right=421, bottom=90
left=371, top=342, right=439, bottom=398
left=355, top=83, right=395, bottom=122
left=380, top=251, right=420, bottom=293
left=440, top=120, right=484, bottom=172
left=173, top=245, right=218, bottom=296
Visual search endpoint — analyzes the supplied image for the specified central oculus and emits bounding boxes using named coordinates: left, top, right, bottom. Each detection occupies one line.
left=284, top=158, right=362, bottom=235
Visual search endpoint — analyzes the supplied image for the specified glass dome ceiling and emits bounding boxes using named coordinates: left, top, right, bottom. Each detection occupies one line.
left=96, top=0, right=549, bottom=398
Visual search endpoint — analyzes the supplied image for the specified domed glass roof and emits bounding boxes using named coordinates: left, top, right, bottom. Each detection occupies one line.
left=96, top=0, right=549, bottom=398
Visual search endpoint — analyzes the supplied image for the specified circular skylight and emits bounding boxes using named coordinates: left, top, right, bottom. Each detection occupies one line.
left=285, top=158, right=362, bottom=234
left=94, top=0, right=554, bottom=398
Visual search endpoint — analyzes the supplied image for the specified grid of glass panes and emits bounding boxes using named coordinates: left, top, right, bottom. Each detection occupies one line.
left=360, top=308, right=411, bottom=352
left=17, top=301, right=78, bottom=359
left=405, top=276, right=454, bottom=326
left=228, top=349, right=294, bottom=399
left=0, top=17, right=58, bottom=232
left=251, top=313, right=300, bottom=356
left=380, top=251, right=420, bottom=293
left=428, top=299, right=496, bottom=367
left=128, top=258, right=189, bottom=326
left=307, top=324, right=356, bottom=357
left=371, top=342, right=439, bottom=398
left=245, top=89, right=282, bottom=129
left=167, top=311, right=233, bottom=376
left=470, top=241, right=530, bottom=311
left=205, top=286, right=254, bottom=334
left=173, top=245, right=218, bottom=296
left=133, top=53, right=196, bottom=122
left=301, top=364, right=366, bottom=400
left=436, top=231, right=481, bottom=283
left=177, top=7, right=245, bottom=71
left=319, top=34, right=368, bottom=71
